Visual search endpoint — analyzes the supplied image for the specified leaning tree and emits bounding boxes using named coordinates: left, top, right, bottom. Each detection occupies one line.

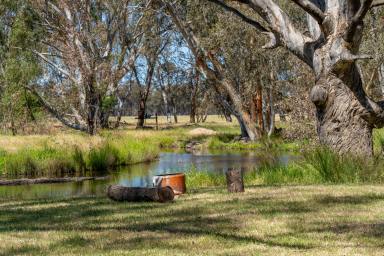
left=202, top=0, right=384, bottom=156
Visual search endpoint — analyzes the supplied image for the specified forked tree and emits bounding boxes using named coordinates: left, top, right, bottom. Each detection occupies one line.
left=202, top=0, right=384, bottom=156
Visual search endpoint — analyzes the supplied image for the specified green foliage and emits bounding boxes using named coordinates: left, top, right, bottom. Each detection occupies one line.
left=87, top=144, right=119, bottom=172
left=101, top=96, right=118, bottom=112
left=0, top=2, right=44, bottom=132
left=0, top=135, right=160, bottom=176
left=186, top=168, right=226, bottom=188
left=301, top=147, right=363, bottom=183
left=0, top=147, right=74, bottom=177
left=258, top=147, right=384, bottom=185
left=72, top=147, right=87, bottom=172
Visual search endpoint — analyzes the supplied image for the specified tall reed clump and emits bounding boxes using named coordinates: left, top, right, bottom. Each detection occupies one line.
left=0, top=147, right=76, bottom=177
left=86, top=143, right=120, bottom=172
left=257, top=147, right=384, bottom=185
left=302, top=147, right=364, bottom=183
left=0, top=134, right=161, bottom=177
left=186, top=168, right=226, bottom=189
left=373, top=129, right=384, bottom=155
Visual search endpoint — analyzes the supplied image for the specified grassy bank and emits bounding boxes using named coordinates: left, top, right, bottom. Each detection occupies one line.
left=0, top=185, right=383, bottom=255
left=186, top=147, right=384, bottom=189
left=0, top=132, right=163, bottom=177
left=0, top=116, right=298, bottom=177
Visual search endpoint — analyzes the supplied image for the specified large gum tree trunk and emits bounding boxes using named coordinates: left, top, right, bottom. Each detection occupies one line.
left=311, top=72, right=374, bottom=155
left=302, top=0, right=384, bottom=156
left=86, top=82, right=99, bottom=135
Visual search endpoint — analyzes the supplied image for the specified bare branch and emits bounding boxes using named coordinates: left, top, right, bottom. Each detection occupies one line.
left=344, top=0, right=374, bottom=43
left=26, top=87, right=87, bottom=132
left=290, top=0, right=325, bottom=25
left=372, top=0, right=384, bottom=7
left=33, top=50, right=79, bottom=84
left=224, top=0, right=316, bottom=67
left=207, top=0, right=269, bottom=32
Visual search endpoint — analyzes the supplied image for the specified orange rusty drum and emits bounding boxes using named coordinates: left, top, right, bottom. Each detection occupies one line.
left=153, top=173, right=186, bottom=195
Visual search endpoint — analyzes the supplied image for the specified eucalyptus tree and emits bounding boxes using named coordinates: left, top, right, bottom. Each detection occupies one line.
left=29, top=0, right=151, bottom=135
left=156, top=60, right=185, bottom=123
left=205, top=0, right=384, bottom=155
left=130, top=10, right=172, bottom=128
left=161, top=0, right=284, bottom=140
left=0, top=1, right=43, bottom=134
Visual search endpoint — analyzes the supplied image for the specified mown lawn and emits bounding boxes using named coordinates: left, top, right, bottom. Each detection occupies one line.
left=1, top=185, right=384, bottom=255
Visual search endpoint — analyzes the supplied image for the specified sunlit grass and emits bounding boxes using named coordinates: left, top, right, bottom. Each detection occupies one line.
left=0, top=185, right=384, bottom=255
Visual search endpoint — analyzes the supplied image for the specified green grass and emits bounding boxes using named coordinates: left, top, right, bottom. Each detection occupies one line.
left=0, top=137, right=161, bottom=177
left=186, top=168, right=226, bottom=188
left=185, top=147, right=384, bottom=189
left=1, top=185, right=384, bottom=255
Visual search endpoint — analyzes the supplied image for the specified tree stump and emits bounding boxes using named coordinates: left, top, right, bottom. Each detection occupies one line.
left=226, top=168, right=244, bottom=193
left=107, top=185, right=174, bottom=203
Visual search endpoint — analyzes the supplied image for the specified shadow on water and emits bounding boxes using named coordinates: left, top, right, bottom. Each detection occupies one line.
left=0, top=150, right=293, bottom=200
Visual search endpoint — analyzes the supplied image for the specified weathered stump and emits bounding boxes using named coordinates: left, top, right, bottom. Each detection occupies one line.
left=226, top=168, right=244, bottom=193
left=107, top=185, right=174, bottom=203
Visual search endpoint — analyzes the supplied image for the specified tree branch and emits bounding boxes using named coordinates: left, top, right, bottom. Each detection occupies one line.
left=207, top=0, right=269, bottom=32
left=372, top=0, right=384, bottom=7
left=33, top=50, right=79, bottom=84
left=344, top=0, right=374, bottom=43
left=26, top=87, right=87, bottom=132
left=290, top=0, right=325, bottom=25
left=223, top=0, right=316, bottom=67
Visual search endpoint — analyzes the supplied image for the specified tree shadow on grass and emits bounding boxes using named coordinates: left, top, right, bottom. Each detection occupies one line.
left=0, top=245, right=42, bottom=256
left=313, top=193, right=384, bottom=205
left=1, top=191, right=384, bottom=253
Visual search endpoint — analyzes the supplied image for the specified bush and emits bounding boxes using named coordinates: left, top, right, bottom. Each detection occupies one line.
left=186, top=169, right=226, bottom=188
left=87, top=143, right=119, bottom=172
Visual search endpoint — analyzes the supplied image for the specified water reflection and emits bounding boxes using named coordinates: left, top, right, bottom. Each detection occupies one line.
left=0, top=151, right=292, bottom=200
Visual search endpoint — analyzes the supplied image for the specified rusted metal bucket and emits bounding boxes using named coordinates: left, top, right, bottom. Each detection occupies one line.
left=153, top=173, right=186, bottom=195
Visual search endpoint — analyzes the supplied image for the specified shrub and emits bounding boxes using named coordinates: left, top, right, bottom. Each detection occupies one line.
left=87, top=143, right=119, bottom=172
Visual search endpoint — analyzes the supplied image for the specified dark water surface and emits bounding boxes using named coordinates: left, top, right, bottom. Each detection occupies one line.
left=0, top=151, right=292, bottom=200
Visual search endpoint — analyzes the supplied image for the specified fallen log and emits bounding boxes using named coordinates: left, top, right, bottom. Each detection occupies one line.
left=0, top=176, right=109, bottom=186
left=107, top=185, right=174, bottom=203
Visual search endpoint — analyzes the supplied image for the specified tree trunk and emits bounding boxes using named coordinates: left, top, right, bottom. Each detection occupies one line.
left=86, top=99, right=98, bottom=136
left=172, top=106, right=178, bottom=123
left=161, top=89, right=172, bottom=123
left=85, top=78, right=99, bottom=135
left=267, top=83, right=275, bottom=137
left=100, top=111, right=110, bottom=129
left=234, top=114, right=249, bottom=139
left=311, top=72, right=374, bottom=156
left=256, top=85, right=264, bottom=133
left=190, top=97, right=196, bottom=123
left=136, top=98, right=146, bottom=129
left=224, top=113, right=232, bottom=122
left=114, top=111, right=122, bottom=129
left=107, top=185, right=174, bottom=203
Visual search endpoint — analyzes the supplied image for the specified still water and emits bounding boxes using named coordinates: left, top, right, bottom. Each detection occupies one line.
left=0, top=151, right=292, bottom=200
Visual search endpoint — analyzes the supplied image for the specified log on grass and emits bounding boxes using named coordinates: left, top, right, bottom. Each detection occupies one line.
left=226, top=168, right=244, bottom=193
left=107, top=185, right=174, bottom=203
